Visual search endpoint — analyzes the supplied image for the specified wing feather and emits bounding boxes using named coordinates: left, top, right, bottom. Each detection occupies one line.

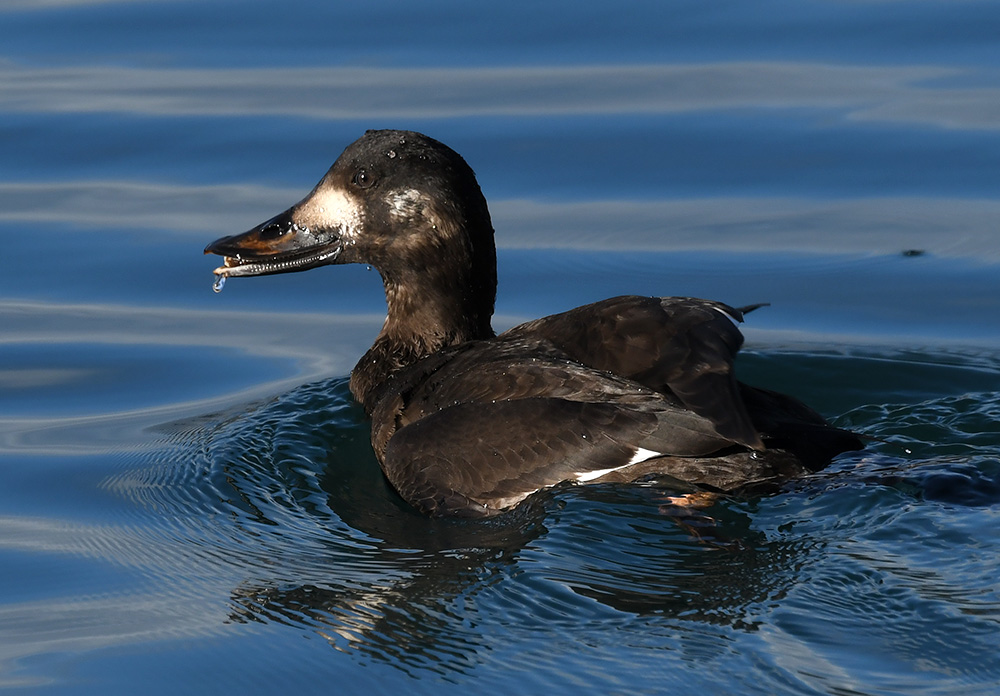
left=501, top=295, right=763, bottom=447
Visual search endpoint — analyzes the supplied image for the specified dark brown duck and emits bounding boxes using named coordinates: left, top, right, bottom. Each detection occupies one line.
left=205, top=129, right=863, bottom=517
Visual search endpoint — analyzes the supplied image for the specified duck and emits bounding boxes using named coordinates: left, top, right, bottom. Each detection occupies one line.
left=205, top=129, right=863, bottom=517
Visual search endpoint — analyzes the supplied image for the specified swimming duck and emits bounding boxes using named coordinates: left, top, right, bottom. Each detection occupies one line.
left=205, top=129, right=863, bottom=517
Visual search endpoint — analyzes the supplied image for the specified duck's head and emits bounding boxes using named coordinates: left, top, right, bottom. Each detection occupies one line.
left=205, top=130, right=498, bottom=341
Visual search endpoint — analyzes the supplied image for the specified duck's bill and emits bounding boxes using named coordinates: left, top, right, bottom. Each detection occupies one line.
left=204, top=208, right=343, bottom=278
left=206, top=243, right=343, bottom=278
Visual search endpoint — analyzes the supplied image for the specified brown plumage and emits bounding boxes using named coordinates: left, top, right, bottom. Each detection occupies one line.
left=205, top=129, right=863, bottom=517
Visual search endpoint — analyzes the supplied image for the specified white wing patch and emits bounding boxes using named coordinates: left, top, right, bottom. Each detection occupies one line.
left=573, top=447, right=663, bottom=482
left=629, top=447, right=663, bottom=466
left=713, top=306, right=740, bottom=324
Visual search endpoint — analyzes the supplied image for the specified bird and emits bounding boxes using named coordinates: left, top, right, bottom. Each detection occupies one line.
left=205, top=129, right=863, bottom=517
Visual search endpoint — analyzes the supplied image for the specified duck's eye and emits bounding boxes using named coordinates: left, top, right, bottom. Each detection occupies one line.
left=352, top=169, right=374, bottom=189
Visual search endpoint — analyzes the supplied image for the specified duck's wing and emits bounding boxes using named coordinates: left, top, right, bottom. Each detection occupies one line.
left=369, top=342, right=738, bottom=517
left=381, top=398, right=656, bottom=516
left=500, top=295, right=764, bottom=449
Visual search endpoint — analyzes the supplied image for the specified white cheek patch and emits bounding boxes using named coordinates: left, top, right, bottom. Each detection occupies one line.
left=294, top=186, right=364, bottom=242
left=387, top=188, right=433, bottom=223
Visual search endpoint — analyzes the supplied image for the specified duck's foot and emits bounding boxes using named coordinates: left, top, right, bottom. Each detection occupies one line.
left=657, top=491, right=742, bottom=549
left=657, top=491, right=719, bottom=513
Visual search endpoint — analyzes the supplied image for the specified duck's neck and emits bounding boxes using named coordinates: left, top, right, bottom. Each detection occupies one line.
left=349, top=265, right=496, bottom=413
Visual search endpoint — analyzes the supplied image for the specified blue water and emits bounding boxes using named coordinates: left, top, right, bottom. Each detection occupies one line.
left=2, top=1, right=1000, bottom=693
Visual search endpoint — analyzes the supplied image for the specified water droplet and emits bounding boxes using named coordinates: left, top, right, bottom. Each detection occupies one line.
left=212, top=275, right=227, bottom=293
left=365, top=265, right=372, bottom=272
left=387, top=149, right=397, bottom=159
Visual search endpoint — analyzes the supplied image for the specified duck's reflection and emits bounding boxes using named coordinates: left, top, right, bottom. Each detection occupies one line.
left=212, top=382, right=813, bottom=674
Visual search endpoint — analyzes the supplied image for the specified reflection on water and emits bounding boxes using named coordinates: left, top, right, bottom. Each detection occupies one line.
left=25, top=357, right=985, bottom=690
left=0, top=300, right=379, bottom=454
left=106, top=377, right=814, bottom=677
left=4, top=0, right=1000, bottom=692
left=6, top=180, right=1000, bottom=259
left=2, top=309, right=1000, bottom=692
left=1, top=61, right=997, bottom=131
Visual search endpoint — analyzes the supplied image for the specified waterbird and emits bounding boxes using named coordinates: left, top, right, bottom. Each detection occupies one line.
left=205, top=129, right=863, bottom=517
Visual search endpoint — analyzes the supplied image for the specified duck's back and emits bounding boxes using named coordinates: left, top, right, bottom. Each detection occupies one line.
left=365, top=296, right=863, bottom=516
left=501, top=296, right=763, bottom=446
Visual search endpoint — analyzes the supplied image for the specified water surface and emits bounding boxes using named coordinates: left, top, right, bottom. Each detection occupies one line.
left=2, top=1, right=999, bottom=694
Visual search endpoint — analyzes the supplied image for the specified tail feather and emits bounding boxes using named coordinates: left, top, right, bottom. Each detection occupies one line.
left=739, top=383, right=864, bottom=470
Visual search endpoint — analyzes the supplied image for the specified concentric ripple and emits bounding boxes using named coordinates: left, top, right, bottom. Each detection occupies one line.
left=84, top=348, right=1000, bottom=690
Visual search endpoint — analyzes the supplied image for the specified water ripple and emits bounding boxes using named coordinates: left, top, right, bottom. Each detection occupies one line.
left=67, top=351, right=1000, bottom=690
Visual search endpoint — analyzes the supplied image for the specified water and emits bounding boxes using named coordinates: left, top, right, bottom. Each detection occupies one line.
left=3, top=1, right=1000, bottom=694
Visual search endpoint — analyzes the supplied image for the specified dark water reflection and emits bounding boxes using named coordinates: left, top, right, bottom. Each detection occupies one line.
left=146, top=378, right=807, bottom=676
left=93, top=356, right=1000, bottom=690
left=5, top=339, right=1000, bottom=692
